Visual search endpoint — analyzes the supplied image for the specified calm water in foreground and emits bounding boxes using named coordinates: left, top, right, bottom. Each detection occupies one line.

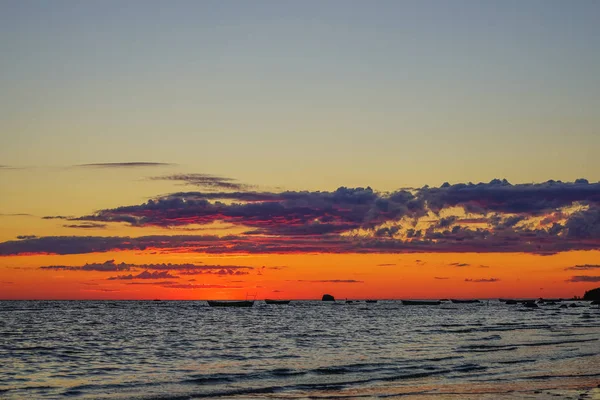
left=1, top=300, right=599, bottom=399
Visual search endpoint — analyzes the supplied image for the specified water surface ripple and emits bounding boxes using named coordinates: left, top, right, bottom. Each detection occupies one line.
left=1, top=300, right=599, bottom=399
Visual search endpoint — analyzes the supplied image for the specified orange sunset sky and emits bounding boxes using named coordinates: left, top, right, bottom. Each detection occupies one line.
left=1, top=2, right=599, bottom=300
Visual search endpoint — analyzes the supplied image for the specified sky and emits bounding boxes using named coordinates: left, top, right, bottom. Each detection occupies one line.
left=1, top=1, right=599, bottom=300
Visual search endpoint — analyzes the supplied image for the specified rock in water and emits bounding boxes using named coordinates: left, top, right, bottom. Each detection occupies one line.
left=322, top=294, right=335, bottom=301
left=583, top=287, right=600, bottom=301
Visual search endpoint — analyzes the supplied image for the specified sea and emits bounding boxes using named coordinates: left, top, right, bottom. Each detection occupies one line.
left=1, top=300, right=599, bottom=399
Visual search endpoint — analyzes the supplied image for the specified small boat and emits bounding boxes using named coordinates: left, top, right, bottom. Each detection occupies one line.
left=402, top=300, right=441, bottom=306
left=207, top=300, right=254, bottom=308
left=450, top=299, right=481, bottom=304
left=504, top=299, right=518, bottom=305
left=365, top=300, right=378, bottom=303
left=346, top=300, right=355, bottom=304
left=265, top=299, right=291, bottom=305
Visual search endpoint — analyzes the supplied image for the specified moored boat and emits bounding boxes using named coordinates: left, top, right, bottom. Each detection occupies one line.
left=265, top=299, right=291, bottom=305
left=402, top=300, right=441, bottom=306
left=207, top=300, right=254, bottom=308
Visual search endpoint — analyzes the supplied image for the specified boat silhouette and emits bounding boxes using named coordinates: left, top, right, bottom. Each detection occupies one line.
left=450, top=299, right=481, bottom=304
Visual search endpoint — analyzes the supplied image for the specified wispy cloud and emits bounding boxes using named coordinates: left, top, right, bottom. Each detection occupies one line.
left=434, top=277, right=449, bottom=280
left=565, top=264, right=600, bottom=271
left=108, top=270, right=179, bottom=280
left=76, top=162, right=175, bottom=168
left=40, top=260, right=134, bottom=271
left=38, top=259, right=254, bottom=274
left=465, top=278, right=500, bottom=283
left=150, top=173, right=252, bottom=191
left=2, top=230, right=599, bottom=257
left=449, top=262, right=470, bottom=267
left=160, top=283, right=242, bottom=289
left=377, top=263, right=396, bottom=267
left=63, top=223, right=107, bottom=229
left=566, top=275, right=600, bottom=283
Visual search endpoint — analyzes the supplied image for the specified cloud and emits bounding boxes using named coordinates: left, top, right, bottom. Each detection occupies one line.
left=75, top=186, right=422, bottom=236
left=150, top=174, right=252, bottom=191
left=42, top=216, right=71, bottom=220
left=67, top=180, right=599, bottom=246
left=434, top=277, right=449, bottom=280
left=566, top=275, right=600, bottom=283
left=420, top=179, right=600, bottom=215
left=0, top=213, right=33, bottom=217
left=465, top=278, right=500, bottom=283
left=437, top=216, right=458, bottom=228
left=76, top=162, right=175, bottom=168
left=449, top=262, right=470, bottom=267
left=2, top=231, right=599, bottom=256
left=1, top=179, right=598, bottom=256
left=0, top=165, right=25, bottom=170
left=16, top=235, right=37, bottom=240
left=564, top=207, right=600, bottom=239
left=565, top=264, right=600, bottom=271
left=377, top=263, right=396, bottom=266
left=160, top=283, right=242, bottom=289
left=178, top=268, right=250, bottom=276
left=38, top=259, right=254, bottom=275
left=108, top=270, right=179, bottom=280
left=40, top=260, right=134, bottom=271
left=63, top=223, right=107, bottom=229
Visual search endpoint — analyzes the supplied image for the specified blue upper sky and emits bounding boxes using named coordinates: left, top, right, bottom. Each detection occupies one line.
left=1, top=0, right=599, bottom=189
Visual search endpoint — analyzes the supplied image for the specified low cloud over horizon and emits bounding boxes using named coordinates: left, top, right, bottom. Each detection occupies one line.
left=0, top=178, right=598, bottom=257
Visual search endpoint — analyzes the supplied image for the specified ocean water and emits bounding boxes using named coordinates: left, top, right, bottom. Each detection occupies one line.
left=1, top=300, right=599, bottom=399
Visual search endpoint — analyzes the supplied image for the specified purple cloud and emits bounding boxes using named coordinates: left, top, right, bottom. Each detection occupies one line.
left=565, top=264, right=600, bottom=271
left=566, top=276, right=600, bottom=283
left=150, top=173, right=252, bottom=191
left=108, top=270, right=179, bottom=280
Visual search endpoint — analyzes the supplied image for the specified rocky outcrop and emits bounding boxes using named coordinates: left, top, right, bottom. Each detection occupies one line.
left=322, top=294, right=335, bottom=301
left=583, top=287, right=600, bottom=301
